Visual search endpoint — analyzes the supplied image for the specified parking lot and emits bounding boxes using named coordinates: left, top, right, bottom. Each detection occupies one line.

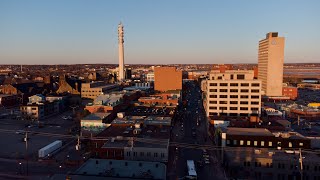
left=0, top=110, right=76, bottom=160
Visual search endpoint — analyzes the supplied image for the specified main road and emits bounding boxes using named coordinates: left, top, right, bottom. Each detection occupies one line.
left=168, top=81, right=226, bottom=180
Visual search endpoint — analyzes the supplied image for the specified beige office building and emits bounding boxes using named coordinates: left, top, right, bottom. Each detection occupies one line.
left=81, top=81, right=119, bottom=99
left=204, top=70, right=262, bottom=117
left=258, top=32, right=285, bottom=97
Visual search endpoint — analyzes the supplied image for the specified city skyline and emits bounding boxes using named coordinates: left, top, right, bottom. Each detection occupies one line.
left=1, top=0, right=320, bottom=64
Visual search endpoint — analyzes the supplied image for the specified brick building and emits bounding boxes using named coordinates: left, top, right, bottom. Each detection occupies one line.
left=154, top=67, right=182, bottom=92
left=282, top=86, right=298, bottom=100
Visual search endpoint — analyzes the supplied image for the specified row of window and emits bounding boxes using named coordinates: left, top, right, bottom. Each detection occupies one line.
left=227, top=139, right=304, bottom=147
left=209, top=95, right=260, bottom=99
left=126, top=151, right=165, bottom=158
left=209, top=89, right=260, bottom=93
left=210, top=83, right=260, bottom=87
left=82, top=90, right=102, bottom=93
left=209, top=107, right=259, bottom=111
left=209, top=101, right=259, bottom=105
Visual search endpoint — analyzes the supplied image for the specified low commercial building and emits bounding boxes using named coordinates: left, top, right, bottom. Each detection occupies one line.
left=81, top=81, right=119, bottom=99
left=20, top=101, right=59, bottom=120
left=224, top=147, right=320, bottom=180
left=0, top=94, right=18, bottom=107
left=219, top=127, right=311, bottom=149
left=87, top=114, right=171, bottom=161
left=138, top=93, right=179, bottom=107
left=297, top=83, right=320, bottom=90
left=72, top=158, right=166, bottom=180
left=282, top=86, right=298, bottom=100
left=100, top=138, right=169, bottom=163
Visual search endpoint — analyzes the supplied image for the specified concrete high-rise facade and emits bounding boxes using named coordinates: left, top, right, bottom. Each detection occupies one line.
left=204, top=70, right=262, bottom=117
left=118, top=23, right=125, bottom=81
left=258, top=32, right=285, bottom=97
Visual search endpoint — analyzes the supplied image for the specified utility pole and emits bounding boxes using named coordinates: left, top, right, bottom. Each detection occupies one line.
left=299, top=148, right=303, bottom=180
left=76, top=135, right=81, bottom=151
left=70, top=105, right=79, bottom=115
left=25, top=131, right=29, bottom=176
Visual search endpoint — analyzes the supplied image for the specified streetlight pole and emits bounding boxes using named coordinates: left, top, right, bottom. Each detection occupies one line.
left=299, top=148, right=303, bottom=180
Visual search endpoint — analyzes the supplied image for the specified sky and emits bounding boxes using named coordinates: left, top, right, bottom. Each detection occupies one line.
left=0, top=0, right=319, bottom=65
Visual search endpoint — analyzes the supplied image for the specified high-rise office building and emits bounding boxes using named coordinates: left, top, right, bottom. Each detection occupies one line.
left=118, top=23, right=125, bottom=81
left=258, top=32, right=285, bottom=97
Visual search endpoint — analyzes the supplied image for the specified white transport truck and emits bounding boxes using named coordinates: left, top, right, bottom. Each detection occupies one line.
left=38, top=140, right=62, bottom=158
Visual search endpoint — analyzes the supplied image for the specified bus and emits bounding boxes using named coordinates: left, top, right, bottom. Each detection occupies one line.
left=186, top=160, right=197, bottom=179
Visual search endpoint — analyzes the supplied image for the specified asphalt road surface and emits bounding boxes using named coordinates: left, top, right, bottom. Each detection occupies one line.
left=168, top=81, right=226, bottom=180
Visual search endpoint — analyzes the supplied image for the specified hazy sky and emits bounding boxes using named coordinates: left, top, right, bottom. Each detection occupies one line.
left=0, top=0, right=319, bottom=64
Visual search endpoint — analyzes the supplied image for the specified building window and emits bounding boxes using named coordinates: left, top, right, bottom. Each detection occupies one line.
left=161, top=153, right=165, bottom=158
left=230, top=95, right=238, bottom=98
left=147, top=152, right=151, bottom=157
left=254, top=141, right=258, bottom=146
left=140, top=152, right=144, bottom=156
left=251, top=95, right=260, bottom=99
left=240, top=95, right=249, bottom=98
left=240, top=101, right=248, bottom=104
left=210, top=83, right=217, bottom=86
left=230, top=83, right=238, bottom=87
left=219, top=101, right=227, bottom=104
left=133, top=152, right=137, bottom=156
left=240, top=107, right=248, bottom=110
left=252, top=83, right=260, bottom=87
left=241, top=89, right=249, bottom=93
left=251, top=89, right=260, bottom=93
left=269, top=142, right=272, bottom=147
left=127, top=152, right=131, bottom=156
left=220, top=83, right=228, bottom=86
left=251, top=108, right=259, bottom=111
left=231, top=74, right=234, bottom=79
left=299, top=143, right=303, bottom=146
left=210, top=89, right=217, bottom=92
left=233, top=140, right=237, bottom=145
left=237, top=74, right=245, bottom=80
left=230, top=101, right=238, bottom=104
left=289, top=142, right=292, bottom=148
left=251, top=101, right=259, bottom=105
left=217, top=76, right=222, bottom=80
left=220, top=89, right=228, bottom=92
left=154, top=153, right=158, bottom=157
left=209, top=106, right=217, bottom=110
left=241, top=83, right=249, bottom=87
left=261, top=141, right=265, bottom=146
left=209, top=101, right=217, bottom=104
left=247, top=141, right=251, bottom=146
left=219, top=107, right=227, bottom=110
left=220, top=95, right=227, bottom=98
left=227, top=140, right=230, bottom=145
left=230, top=89, right=238, bottom=92
left=209, top=95, right=217, bottom=98
left=230, top=107, right=237, bottom=110
left=240, top=140, right=244, bottom=145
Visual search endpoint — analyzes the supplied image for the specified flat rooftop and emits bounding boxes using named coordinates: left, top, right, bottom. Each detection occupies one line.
left=102, top=139, right=169, bottom=149
left=82, top=113, right=111, bottom=121
left=225, top=127, right=274, bottom=136
left=74, top=159, right=166, bottom=180
left=98, top=125, right=171, bottom=139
